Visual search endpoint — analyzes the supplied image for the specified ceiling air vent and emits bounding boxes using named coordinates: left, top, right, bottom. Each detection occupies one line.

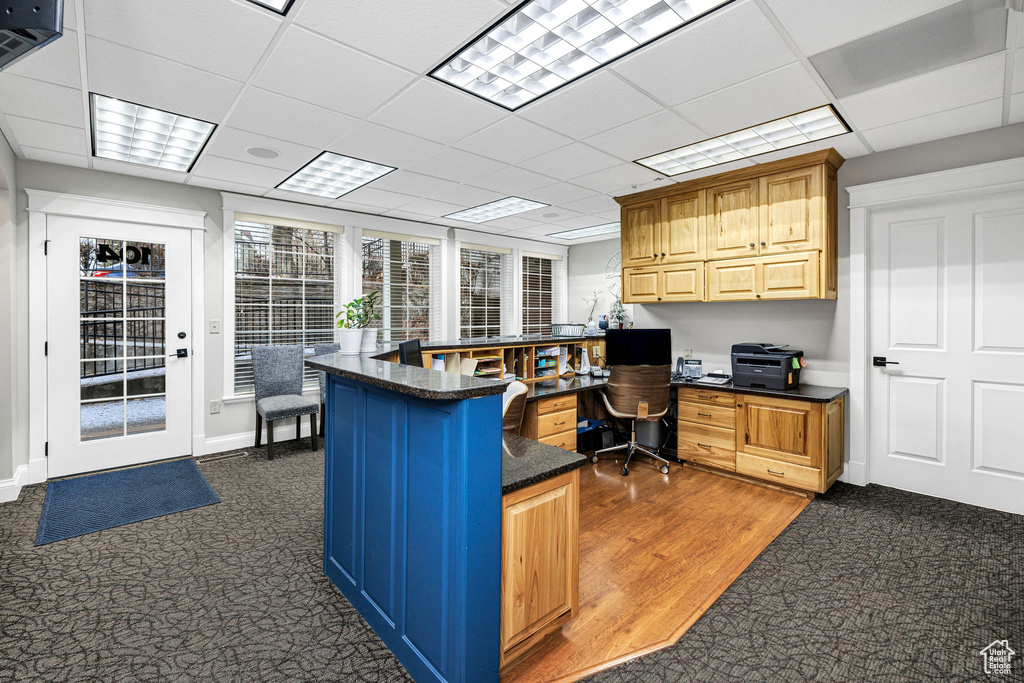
left=0, top=0, right=63, bottom=72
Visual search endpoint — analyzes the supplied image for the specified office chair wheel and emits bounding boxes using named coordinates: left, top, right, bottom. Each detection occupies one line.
left=660, top=464, right=670, bottom=474
left=590, top=454, right=599, bottom=463
left=620, top=466, right=629, bottom=476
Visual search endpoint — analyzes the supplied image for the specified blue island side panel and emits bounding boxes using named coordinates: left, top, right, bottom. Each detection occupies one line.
left=323, top=373, right=502, bottom=683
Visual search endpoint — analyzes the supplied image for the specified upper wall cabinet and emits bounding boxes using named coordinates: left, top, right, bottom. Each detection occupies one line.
left=616, top=149, right=843, bottom=304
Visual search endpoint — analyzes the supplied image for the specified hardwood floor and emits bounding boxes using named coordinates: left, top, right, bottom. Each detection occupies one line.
left=500, top=459, right=810, bottom=683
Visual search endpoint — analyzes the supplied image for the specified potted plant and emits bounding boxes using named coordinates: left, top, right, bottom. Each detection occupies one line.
left=582, top=290, right=600, bottom=332
left=336, top=296, right=367, bottom=356
left=358, top=290, right=380, bottom=353
left=608, top=296, right=627, bottom=330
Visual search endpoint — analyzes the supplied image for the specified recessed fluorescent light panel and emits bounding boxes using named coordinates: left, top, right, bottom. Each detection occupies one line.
left=635, top=105, right=850, bottom=176
left=246, top=0, right=295, bottom=14
left=90, top=94, right=216, bottom=173
left=445, top=196, right=548, bottom=223
left=548, top=222, right=620, bottom=239
left=276, top=152, right=397, bottom=199
left=431, top=0, right=733, bottom=110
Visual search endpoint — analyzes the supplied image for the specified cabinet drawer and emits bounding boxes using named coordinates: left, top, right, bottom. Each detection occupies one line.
left=736, top=452, right=820, bottom=492
left=537, top=408, right=575, bottom=437
left=678, top=388, right=736, bottom=408
left=679, top=401, right=735, bottom=429
left=537, top=394, right=577, bottom=415
left=539, top=429, right=577, bottom=452
left=678, top=422, right=735, bottom=472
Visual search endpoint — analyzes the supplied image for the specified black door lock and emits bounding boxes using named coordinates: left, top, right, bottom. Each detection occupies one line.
left=177, top=331, right=187, bottom=339
left=170, top=348, right=188, bottom=358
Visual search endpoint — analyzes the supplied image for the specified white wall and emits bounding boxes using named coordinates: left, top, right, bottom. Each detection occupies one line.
left=0, top=131, right=16, bottom=484
left=566, top=237, right=634, bottom=327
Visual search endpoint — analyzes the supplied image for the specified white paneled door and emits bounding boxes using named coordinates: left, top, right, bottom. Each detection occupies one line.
left=869, top=190, right=1024, bottom=514
left=46, top=216, right=193, bottom=478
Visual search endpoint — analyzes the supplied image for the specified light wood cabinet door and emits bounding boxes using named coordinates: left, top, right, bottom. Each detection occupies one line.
left=621, top=201, right=660, bottom=267
left=760, top=252, right=819, bottom=300
left=661, top=191, right=704, bottom=263
left=706, top=258, right=758, bottom=301
left=707, top=179, right=758, bottom=260
left=623, top=267, right=660, bottom=303
left=737, top=395, right=821, bottom=468
left=759, top=166, right=822, bottom=254
left=501, top=470, right=580, bottom=667
left=661, top=263, right=704, bottom=302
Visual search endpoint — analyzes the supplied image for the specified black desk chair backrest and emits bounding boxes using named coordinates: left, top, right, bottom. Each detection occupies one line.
left=398, top=339, right=424, bottom=367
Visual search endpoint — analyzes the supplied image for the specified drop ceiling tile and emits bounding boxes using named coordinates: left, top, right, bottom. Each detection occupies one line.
left=20, top=147, right=88, bottom=168
left=381, top=208, right=437, bottom=222
left=406, top=148, right=506, bottom=184
left=369, top=79, right=506, bottom=145
left=750, top=133, right=870, bottom=164
left=63, top=0, right=76, bottom=29
left=84, top=0, right=280, bottom=82
left=3, top=29, right=81, bottom=88
left=468, top=166, right=557, bottom=195
left=1013, top=49, right=1024, bottom=93
left=191, top=155, right=290, bottom=188
left=394, top=198, right=465, bottom=218
left=370, top=170, right=459, bottom=197
left=519, top=143, right=622, bottom=180
left=4, top=116, right=85, bottom=154
left=861, top=98, right=1004, bottom=151
left=518, top=71, right=663, bottom=139
left=255, top=26, right=416, bottom=119
left=593, top=208, right=622, bottom=221
left=202, top=128, right=320, bottom=171
left=187, top=176, right=268, bottom=196
left=569, top=163, right=661, bottom=195
left=548, top=215, right=608, bottom=230
left=675, top=62, right=827, bottom=137
left=329, top=123, right=443, bottom=168
left=526, top=182, right=599, bottom=206
left=334, top=187, right=419, bottom=210
left=226, top=88, right=359, bottom=150
left=611, top=1, right=795, bottom=107
left=454, top=117, right=573, bottom=165
left=1010, top=93, right=1024, bottom=125
left=763, top=0, right=962, bottom=56
left=515, top=207, right=584, bottom=223
left=0, top=75, right=83, bottom=127
left=583, top=110, right=707, bottom=161
left=295, top=0, right=506, bottom=72
left=839, top=53, right=1006, bottom=130
left=86, top=36, right=242, bottom=122
left=559, top=194, right=620, bottom=215
left=481, top=216, right=544, bottom=230
left=428, top=184, right=505, bottom=207
left=92, top=158, right=188, bottom=183
left=262, top=189, right=335, bottom=206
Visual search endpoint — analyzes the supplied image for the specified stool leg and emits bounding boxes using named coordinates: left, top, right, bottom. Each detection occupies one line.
left=310, top=413, right=318, bottom=451
left=319, top=402, right=325, bottom=437
left=267, top=419, right=275, bottom=460
left=255, top=412, right=262, bottom=448
left=295, top=415, right=302, bottom=442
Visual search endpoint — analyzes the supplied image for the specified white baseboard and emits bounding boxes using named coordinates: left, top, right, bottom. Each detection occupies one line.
left=0, top=465, right=29, bottom=503
left=839, top=460, right=868, bottom=486
left=205, top=422, right=313, bottom=455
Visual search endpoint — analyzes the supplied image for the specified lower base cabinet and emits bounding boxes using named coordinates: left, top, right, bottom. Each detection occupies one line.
left=500, top=469, right=580, bottom=670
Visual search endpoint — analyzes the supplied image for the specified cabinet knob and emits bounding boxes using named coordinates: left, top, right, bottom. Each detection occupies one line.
left=661, top=252, right=666, bottom=257
left=657, top=296, right=662, bottom=301
left=761, top=241, right=766, bottom=246
left=749, top=243, right=755, bottom=247
left=756, top=294, right=761, bottom=299
left=653, top=253, right=657, bottom=258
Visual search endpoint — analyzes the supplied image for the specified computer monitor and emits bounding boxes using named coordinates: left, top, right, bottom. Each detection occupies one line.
left=604, top=329, right=671, bottom=366
left=398, top=339, right=424, bottom=367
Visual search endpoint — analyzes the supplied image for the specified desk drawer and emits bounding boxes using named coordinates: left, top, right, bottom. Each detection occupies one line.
left=678, top=422, right=735, bottom=471
left=539, top=429, right=577, bottom=452
left=678, top=388, right=736, bottom=408
left=736, top=452, right=820, bottom=491
left=679, top=401, right=735, bottom=429
left=537, top=408, right=575, bottom=437
left=537, top=395, right=577, bottom=415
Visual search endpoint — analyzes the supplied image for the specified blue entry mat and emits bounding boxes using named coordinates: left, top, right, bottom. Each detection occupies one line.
left=35, top=459, right=219, bottom=546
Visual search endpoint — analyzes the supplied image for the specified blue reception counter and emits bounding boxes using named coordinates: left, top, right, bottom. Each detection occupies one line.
left=309, top=354, right=507, bottom=683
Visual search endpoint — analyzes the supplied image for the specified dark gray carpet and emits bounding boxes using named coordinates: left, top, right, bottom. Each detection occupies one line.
left=2, top=444, right=1021, bottom=682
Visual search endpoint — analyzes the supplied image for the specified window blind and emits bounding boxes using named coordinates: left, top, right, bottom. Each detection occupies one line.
left=233, top=219, right=337, bottom=394
left=522, top=255, right=554, bottom=336
left=460, top=248, right=508, bottom=339
left=362, top=235, right=437, bottom=344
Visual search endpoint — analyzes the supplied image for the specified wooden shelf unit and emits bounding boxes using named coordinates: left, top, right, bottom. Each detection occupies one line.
left=616, top=148, right=844, bottom=303
left=417, top=339, right=606, bottom=383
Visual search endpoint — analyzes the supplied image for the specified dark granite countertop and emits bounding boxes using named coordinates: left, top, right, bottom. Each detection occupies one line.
left=502, top=433, right=586, bottom=495
left=306, top=352, right=506, bottom=400
left=525, top=374, right=610, bottom=400
left=671, top=380, right=848, bottom=403
left=375, top=332, right=605, bottom=356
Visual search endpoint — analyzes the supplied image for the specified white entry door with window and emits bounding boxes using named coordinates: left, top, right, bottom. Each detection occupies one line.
left=868, top=188, right=1024, bottom=514
left=46, top=216, right=193, bottom=478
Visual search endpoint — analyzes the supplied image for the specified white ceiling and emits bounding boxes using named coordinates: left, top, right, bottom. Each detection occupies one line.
left=0, top=0, right=1021, bottom=244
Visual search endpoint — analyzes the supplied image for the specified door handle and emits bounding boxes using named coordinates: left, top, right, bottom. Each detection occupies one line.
left=872, top=356, right=899, bottom=367
left=170, top=348, right=188, bottom=358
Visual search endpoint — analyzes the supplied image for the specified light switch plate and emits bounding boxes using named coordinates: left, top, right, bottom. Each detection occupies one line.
left=209, top=319, right=221, bottom=334
left=210, top=399, right=222, bottom=414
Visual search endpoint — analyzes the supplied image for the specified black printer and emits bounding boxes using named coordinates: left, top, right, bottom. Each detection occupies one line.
left=731, top=343, right=804, bottom=390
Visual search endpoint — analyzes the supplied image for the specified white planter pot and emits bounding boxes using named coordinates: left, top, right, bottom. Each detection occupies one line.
left=360, top=328, right=379, bottom=354
left=337, top=328, right=363, bottom=356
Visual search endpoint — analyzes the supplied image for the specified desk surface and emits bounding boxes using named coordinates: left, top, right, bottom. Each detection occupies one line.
left=502, top=433, right=586, bottom=495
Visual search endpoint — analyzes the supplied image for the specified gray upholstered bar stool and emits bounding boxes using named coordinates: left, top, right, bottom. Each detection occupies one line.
left=252, top=344, right=319, bottom=459
left=313, top=342, right=340, bottom=437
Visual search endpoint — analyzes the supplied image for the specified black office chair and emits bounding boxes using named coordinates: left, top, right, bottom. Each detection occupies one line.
left=398, top=339, right=424, bottom=367
left=593, top=364, right=672, bottom=476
